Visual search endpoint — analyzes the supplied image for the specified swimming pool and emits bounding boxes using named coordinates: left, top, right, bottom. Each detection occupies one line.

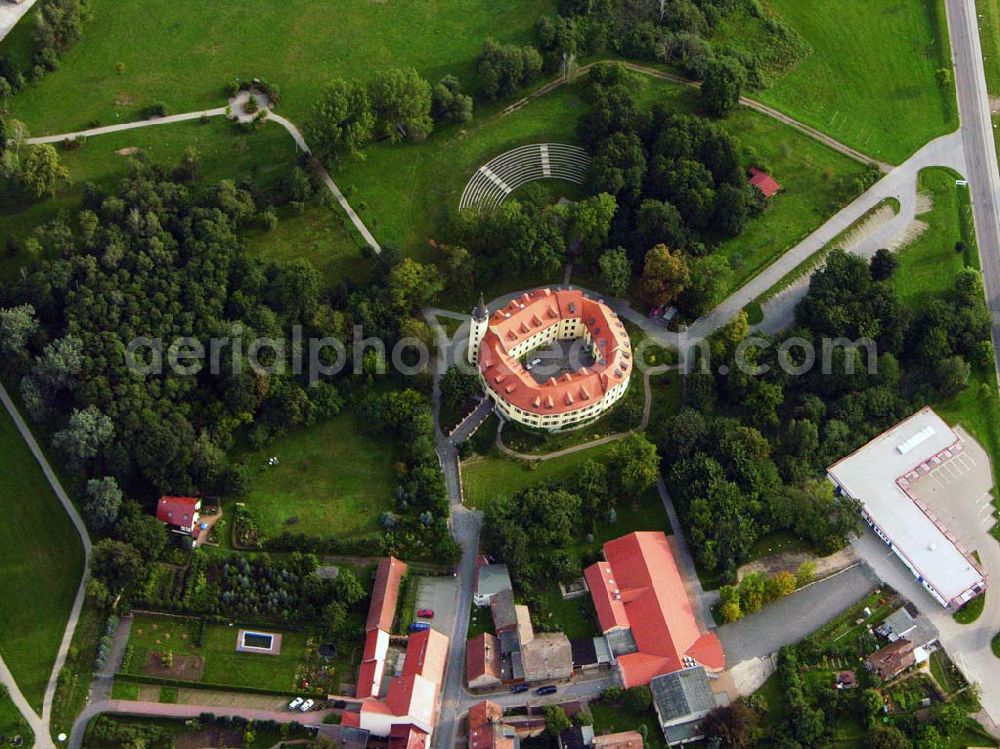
left=241, top=631, right=275, bottom=650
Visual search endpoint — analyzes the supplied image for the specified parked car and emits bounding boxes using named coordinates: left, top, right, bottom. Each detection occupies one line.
left=300, top=699, right=315, bottom=712
left=535, top=685, right=558, bottom=696
left=529, top=358, right=542, bottom=368
left=417, top=608, right=435, bottom=619
left=410, top=622, right=431, bottom=632
left=510, top=684, right=530, bottom=694
left=288, top=697, right=304, bottom=710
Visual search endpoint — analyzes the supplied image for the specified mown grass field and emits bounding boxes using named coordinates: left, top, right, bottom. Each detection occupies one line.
left=893, top=168, right=973, bottom=306
left=759, top=0, right=957, bottom=164
left=0, top=0, right=554, bottom=134
left=977, top=0, right=1000, bottom=94
left=0, top=118, right=368, bottom=286
left=122, top=614, right=307, bottom=692
left=0, top=688, right=32, bottom=746
left=0, top=407, right=84, bottom=712
left=237, top=412, right=397, bottom=539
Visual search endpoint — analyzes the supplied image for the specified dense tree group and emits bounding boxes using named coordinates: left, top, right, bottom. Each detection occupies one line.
left=656, top=248, right=992, bottom=581
left=483, top=434, right=660, bottom=587
left=307, top=68, right=475, bottom=162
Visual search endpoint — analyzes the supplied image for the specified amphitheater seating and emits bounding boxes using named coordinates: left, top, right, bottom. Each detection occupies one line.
left=459, top=143, right=591, bottom=213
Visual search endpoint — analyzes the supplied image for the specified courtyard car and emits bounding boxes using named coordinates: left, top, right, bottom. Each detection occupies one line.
left=417, top=608, right=435, bottom=619
left=511, top=684, right=530, bottom=694
left=535, top=685, right=558, bottom=696
left=288, top=697, right=304, bottom=711
left=299, top=699, right=315, bottom=712
left=410, top=621, right=431, bottom=632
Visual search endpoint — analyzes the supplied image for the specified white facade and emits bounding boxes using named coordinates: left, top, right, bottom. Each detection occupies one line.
left=827, top=408, right=987, bottom=608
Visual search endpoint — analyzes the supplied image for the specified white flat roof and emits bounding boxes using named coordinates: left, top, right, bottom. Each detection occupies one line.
left=828, top=407, right=984, bottom=604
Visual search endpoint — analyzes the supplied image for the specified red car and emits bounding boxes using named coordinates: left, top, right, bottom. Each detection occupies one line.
left=417, top=609, right=435, bottom=619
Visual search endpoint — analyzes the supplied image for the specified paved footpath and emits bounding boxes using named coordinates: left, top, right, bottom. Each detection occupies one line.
left=0, top=0, right=38, bottom=43
left=25, top=110, right=381, bottom=254
left=0, top=381, right=92, bottom=749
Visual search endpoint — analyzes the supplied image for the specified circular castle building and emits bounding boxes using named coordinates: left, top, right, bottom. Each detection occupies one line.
left=467, top=288, right=632, bottom=431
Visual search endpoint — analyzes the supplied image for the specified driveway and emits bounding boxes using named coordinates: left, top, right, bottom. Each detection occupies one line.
left=717, top=564, right=879, bottom=665
left=415, top=577, right=459, bottom=638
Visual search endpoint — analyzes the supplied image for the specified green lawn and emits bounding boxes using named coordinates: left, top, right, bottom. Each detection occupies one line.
left=978, top=0, right=1000, bottom=94
left=953, top=593, right=986, bottom=624
left=0, top=118, right=366, bottom=286
left=893, top=168, right=974, bottom=306
left=758, top=0, right=957, bottom=164
left=461, top=442, right=616, bottom=509
left=122, top=614, right=307, bottom=692
left=709, top=105, right=868, bottom=302
left=0, top=407, right=85, bottom=713
left=0, top=0, right=555, bottom=134
left=238, top=411, right=397, bottom=539
left=0, top=687, right=32, bottom=747
left=590, top=703, right=665, bottom=749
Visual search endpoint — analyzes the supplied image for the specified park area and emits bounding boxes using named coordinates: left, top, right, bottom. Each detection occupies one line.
left=0, top=0, right=555, bottom=133
left=119, top=614, right=346, bottom=696
left=236, top=411, right=397, bottom=540
left=335, top=71, right=868, bottom=305
left=0, top=118, right=367, bottom=286
left=0, top=406, right=83, bottom=713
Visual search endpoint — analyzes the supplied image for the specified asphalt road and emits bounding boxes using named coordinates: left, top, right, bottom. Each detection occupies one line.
left=717, top=565, right=879, bottom=664
left=946, top=0, right=1000, bottom=387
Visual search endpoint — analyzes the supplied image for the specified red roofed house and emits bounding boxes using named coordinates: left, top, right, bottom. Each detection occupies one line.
left=468, top=701, right=517, bottom=749
left=156, top=496, right=201, bottom=535
left=584, top=532, right=724, bottom=688
left=748, top=168, right=781, bottom=199
left=467, top=633, right=502, bottom=690
left=346, top=556, right=449, bottom=744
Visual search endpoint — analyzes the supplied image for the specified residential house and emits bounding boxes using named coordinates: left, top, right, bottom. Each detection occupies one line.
left=467, top=633, right=502, bottom=690
left=468, top=700, right=518, bottom=749
left=156, top=496, right=201, bottom=535
left=865, top=639, right=922, bottom=682
left=476, top=564, right=513, bottom=606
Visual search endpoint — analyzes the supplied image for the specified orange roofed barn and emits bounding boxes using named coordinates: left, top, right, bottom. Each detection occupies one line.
left=585, top=532, right=724, bottom=687
left=345, top=557, right=449, bottom=748
left=467, top=289, right=632, bottom=431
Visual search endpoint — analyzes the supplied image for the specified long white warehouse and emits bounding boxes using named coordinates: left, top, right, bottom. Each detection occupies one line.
left=828, top=407, right=986, bottom=609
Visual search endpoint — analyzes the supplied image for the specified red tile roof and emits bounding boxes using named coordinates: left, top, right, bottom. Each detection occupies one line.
left=385, top=628, right=449, bottom=720
left=389, top=724, right=429, bottom=749
left=585, top=532, right=724, bottom=687
left=367, top=557, right=408, bottom=633
left=155, top=496, right=200, bottom=530
left=466, top=633, right=502, bottom=686
left=748, top=167, right=781, bottom=198
left=468, top=701, right=514, bottom=749
left=478, top=289, right=632, bottom=417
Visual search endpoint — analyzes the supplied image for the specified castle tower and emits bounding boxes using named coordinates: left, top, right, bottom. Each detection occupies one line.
left=467, top=293, right=489, bottom=365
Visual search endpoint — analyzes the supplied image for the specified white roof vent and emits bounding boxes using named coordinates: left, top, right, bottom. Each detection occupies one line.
left=897, top=426, right=935, bottom=455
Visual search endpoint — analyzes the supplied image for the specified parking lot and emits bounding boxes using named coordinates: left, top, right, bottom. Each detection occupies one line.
left=414, top=576, right=459, bottom=636
left=909, top=425, right=995, bottom=550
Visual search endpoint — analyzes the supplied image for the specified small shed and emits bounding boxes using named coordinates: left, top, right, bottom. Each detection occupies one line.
left=748, top=167, right=781, bottom=198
